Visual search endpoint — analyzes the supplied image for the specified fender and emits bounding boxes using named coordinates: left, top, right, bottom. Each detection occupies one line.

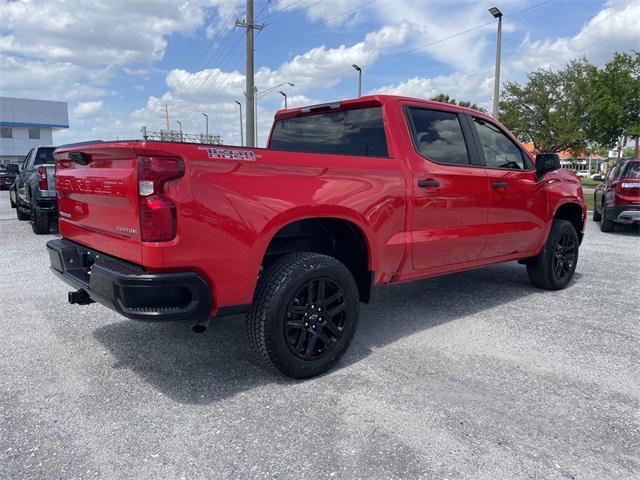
left=251, top=205, right=378, bottom=276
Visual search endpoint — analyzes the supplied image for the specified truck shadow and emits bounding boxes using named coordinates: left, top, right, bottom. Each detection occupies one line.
left=93, top=262, right=572, bottom=404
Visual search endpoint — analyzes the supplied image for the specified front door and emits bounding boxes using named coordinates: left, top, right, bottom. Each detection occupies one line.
left=16, top=149, right=33, bottom=204
left=470, top=117, right=545, bottom=258
left=406, top=107, right=489, bottom=271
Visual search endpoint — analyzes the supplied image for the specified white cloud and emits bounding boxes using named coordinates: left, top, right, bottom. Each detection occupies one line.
left=73, top=101, right=104, bottom=117
left=0, top=54, right=111, bottom=100
left=256, top=23, right=410, bottom=90
left=372, top=68, right=495, bottom=109
left=0, top=0, right=240, bottom=66
left=512, top=0, right=640, bottom=73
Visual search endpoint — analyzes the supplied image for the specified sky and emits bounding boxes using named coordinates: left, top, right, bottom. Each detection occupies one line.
left=0, top=0, right=638, bottom=147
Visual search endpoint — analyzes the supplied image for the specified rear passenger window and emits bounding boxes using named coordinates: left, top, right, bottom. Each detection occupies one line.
left=406, top=108, right=470, bottom=166
left=269, top=107, right=388, bottom=157
left=473, top=118, right=528, bottom=170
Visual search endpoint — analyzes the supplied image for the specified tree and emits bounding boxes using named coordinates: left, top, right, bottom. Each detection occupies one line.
left=499, top=58, right=596, bottom=153
left=430, top=94, right=488, bottom=114
left=586, top=51, right=640, bottom=159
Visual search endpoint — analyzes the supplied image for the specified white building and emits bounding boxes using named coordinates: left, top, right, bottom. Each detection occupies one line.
left=0, top=96, right=69, bottom=165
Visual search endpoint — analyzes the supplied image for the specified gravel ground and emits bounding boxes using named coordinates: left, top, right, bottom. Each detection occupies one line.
left=1, top=190, right=639, bottom=480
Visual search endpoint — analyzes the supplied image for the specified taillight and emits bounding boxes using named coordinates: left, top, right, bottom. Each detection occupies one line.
left=137, top=156, right=184, bottom=242
left=37, top=166, right=48, bottom=190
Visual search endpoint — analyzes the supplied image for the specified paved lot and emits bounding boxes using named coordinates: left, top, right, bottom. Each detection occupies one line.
left=1, top=190, right=639, bottom=480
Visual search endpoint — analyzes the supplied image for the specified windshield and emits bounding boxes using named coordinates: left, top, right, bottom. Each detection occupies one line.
left=269, top=107, right=388, bottom=157
left=34, top=148, right=55, bottom=166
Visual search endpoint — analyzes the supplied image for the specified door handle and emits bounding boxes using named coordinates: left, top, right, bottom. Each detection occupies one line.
left=417, top=179, right=440, bottom=188
left=491, top=181, right=508, bottom=189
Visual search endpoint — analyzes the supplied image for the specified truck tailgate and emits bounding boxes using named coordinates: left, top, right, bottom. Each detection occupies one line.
left=54, top=144, right=143, bottom=265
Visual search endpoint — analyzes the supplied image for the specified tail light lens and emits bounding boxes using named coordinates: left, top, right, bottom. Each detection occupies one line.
left=137, top=156, right=184, bottom=242
left=37, top=166, right=48, bottom=190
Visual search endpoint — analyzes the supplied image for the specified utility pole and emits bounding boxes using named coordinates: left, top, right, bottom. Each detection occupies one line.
left=164, top=104, right=170, bottom=130
left=236, top=0, right=264, bottom=147
left=279, top=91, right=288, bottom=109
left=489, top=7, right=503, bottom=119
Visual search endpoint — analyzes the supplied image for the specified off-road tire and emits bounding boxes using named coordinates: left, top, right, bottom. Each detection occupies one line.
left=30, top=203, right=50, bottom=234
left=600, top=203, right=615, bottom=232
left=526, top=219, right=579, bottom=290
left=246, top=252, right=359, bottom=379
left=16, top=200, right=29, bottom=221
left=592, top=195, right=601, bottom=221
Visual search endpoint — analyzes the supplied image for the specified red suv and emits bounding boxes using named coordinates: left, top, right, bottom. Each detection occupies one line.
left=593, top=159, right=640, bottom=231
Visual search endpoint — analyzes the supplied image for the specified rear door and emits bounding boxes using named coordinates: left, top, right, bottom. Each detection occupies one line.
left=405, top=106, right=489, bottom=270
left=469, top=116, right=546, bottom=258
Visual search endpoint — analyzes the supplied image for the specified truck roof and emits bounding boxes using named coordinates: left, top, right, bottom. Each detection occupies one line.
left=274, top=94, right=492, bottom=120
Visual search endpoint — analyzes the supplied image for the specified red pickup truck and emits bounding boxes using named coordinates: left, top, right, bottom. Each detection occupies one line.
left=48, top=95, right=586, bottom=378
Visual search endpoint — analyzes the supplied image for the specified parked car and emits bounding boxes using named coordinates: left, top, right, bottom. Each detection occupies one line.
left=46, top=95, right=586, bottom=378
left=576, top=170, right=590, bottom=177
left=590, top=173, right=604, bottom=181
left=13, top=146, right=57, bottom=234
left=0, top=164, right=18, bottom=190
left=593, top=159, right=640, bottom=231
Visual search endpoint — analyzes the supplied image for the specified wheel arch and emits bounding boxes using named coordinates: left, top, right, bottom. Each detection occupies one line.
left=253, top=208, right=376, bottom=303
left=553, top=201, right=585, bottom=244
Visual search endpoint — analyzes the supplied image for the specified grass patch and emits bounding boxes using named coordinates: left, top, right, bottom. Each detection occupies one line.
left=585, top=193, right=595, bottom=211
left=580, top=177, right=600, bottom=187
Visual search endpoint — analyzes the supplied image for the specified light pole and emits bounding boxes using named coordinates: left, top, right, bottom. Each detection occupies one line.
left=279, top=91, right=288, bottom=109
left=253, top=86, right=258, bottom=146
left=352, top=64, right=362, bottom=97
left=235, top=101, right=244, bottom=147
left=202, top=112, right=209, bottom=141
left=176, top=121, right=183, bottom=142
left=489, top=6, right=503, bottom=119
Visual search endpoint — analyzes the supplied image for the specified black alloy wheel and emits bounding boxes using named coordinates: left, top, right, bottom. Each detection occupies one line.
left=552, top=232, right=576, bottom=282
left=284, top=278, right=348, bottom=360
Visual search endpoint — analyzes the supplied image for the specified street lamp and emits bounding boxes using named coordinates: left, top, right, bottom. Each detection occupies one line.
left=489, top=6, right=503, bottom=119
left=202, top=112, right=209, bottom=141
left=352, top=64, right=362, bottom=97
left=235, top=101, right=244, bottom=147
left=176, top=120, right=183, bottom=142
left=279, top=91, right=288, bottom=109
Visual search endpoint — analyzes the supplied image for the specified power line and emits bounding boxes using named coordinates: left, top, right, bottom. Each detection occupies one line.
left=257, top=0, right=376, bottom=50
left=259, top=0, right=311, bottom=22
left=289, top=0, right=555, bottom=92
left=265, top=0, right=327, bottom=25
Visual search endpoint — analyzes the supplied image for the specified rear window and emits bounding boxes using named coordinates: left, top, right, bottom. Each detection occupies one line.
left=622, top=162, right=640, bottom=179
left=269, top=107, right=388, bottom=157
left=34, top=148, right=55, bottom=166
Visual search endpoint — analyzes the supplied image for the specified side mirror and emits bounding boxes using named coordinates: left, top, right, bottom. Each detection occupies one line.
left=535, top=153, right=560, bottom=180
left=6, top=163, right=19, bottom=174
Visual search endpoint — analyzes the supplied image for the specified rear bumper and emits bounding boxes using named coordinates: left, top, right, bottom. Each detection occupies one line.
left=47, top=238, right=212, bottom=322
left=607, top=205, right=640, bottom=224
